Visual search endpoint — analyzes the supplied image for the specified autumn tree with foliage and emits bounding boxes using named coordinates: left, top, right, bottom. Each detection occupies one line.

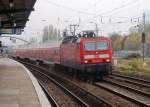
left=146, top=32, right=150, bottom=56
left=42, top=25, right=61, bottom=42
left=124, top=33, right=141, bottom=50
left=109, top=32, right=141, bottom=51
left=109, top=33, right=123, bottom=51
left=109, top=31, right=150, bottom=56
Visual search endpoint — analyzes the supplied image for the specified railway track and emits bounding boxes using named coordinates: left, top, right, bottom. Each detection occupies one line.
left=16, top=59, right=150, bottom=107
left=103, top=77, right=150, bottom=97
left=95, top=73, right=150, bottom=107
left=30, top=68, right=83, bottom=107
left=95, top=82, right=150, bottom=107
left=18, top=60, right=113, bottom=107
left=38, top=80, right=59, bottom=107
left=112, top=73, right=150, bottom=88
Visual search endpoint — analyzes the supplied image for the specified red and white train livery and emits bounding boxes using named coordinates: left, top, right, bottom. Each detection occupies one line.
left=12, top=34, right=112, bottom=78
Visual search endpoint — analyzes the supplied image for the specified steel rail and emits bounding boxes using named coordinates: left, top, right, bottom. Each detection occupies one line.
left=109, top=75, right=150, bottom=88
left=27, top=65, right=89, bottom=107
left=103, top=78, right=150, bottom=97
left=38, top=80, right=60, bottom=107
left=112, top=73, right=150, bottom=86
left=20, top=60, right=113, bottom=107
left=95, top=82, right=150, bottom=107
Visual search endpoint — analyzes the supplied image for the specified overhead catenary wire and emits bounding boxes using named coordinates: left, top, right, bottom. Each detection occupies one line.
left=83, top=0, right=141, bottom=24
left=96, top=0, right=139, bottom=16
left=43, top=0, right=142, bottom=19
left=83, top=0, right=105, bottom=11
left=42, top=0, right=148, bottom=35
left=43, top=0, right=145, bottom=27
left=43, top=0, right=97, bottom=16
left=86, top=0, right=150, bottom=25
left=69, top=0, right=105, bottom=22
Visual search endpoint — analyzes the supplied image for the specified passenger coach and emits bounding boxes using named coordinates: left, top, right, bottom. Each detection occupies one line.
left=12, top=31, right=112, bottom=78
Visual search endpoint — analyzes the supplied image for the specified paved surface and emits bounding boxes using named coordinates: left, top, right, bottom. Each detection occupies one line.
left=0, top=58, right=51, bottom=107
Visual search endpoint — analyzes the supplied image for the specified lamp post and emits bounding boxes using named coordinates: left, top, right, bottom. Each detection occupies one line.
left=63, top=20, right=70, bottom=36
left=142, top=13, right=146, bottom=62
left=89, top=21, right=99, bottom=36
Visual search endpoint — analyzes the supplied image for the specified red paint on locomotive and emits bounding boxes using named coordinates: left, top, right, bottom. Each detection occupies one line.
left=12, top=36, right=112, bottom=76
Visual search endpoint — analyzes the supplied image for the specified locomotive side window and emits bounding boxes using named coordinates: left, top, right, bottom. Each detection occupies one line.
left=96, top=42, right=108, bottom=50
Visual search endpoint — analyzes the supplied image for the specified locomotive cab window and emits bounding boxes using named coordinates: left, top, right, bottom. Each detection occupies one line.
left=96, top=42, right=108, bottom=50
left=84, top=41, right=108, bottom=51
left=84, top=42, right=95, bottom=51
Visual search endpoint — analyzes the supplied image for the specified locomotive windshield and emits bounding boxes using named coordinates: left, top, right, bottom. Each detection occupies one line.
left=96, top=42, right=108, bottom=50
left=84, top=42, right=95, bottom=50
left=84, top=42, right=108, bottom=51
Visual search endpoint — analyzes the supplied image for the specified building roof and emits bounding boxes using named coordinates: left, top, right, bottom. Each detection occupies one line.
left=0, top=0, right=36, bottom=34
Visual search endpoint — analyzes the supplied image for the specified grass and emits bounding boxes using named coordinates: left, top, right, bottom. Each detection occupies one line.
left=112, top=58, right=150, bottom=75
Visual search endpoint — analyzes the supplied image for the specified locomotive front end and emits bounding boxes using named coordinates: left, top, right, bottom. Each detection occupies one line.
left=80, top=37, right=112, bottom=76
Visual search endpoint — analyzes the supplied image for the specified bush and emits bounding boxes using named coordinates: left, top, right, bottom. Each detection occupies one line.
left=125, top=53, right=141, bottom=59
left=130, top=62, right=139, bottom=70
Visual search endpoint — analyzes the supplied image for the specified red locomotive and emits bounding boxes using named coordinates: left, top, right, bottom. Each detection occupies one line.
left=12, top=31, right=112, bottom=78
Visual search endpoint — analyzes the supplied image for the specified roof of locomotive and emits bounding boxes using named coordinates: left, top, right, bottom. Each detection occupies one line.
left=80, top=36, right=111, bottom=41
left=61, top=36, right=111, bottom=44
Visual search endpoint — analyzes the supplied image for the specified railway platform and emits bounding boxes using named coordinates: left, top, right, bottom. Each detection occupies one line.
left=0, top=58, right=51, bottom=107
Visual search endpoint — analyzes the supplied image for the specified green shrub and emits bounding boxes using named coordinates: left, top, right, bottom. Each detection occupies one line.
left=125, top=53, right=141, bottom=59
left=129, top=59, right=142, bottom=71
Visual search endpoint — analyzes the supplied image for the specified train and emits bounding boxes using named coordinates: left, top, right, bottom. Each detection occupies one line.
left=12, top=31, right=112, bottom=79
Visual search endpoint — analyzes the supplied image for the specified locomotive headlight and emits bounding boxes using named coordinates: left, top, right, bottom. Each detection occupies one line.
left=106, top=59, right=110, bottom=62
left=84, top=55, right=95, bottom=59
left=99, top=54, right=109, bottom=58
left=84, top=60, right=88, bottom=63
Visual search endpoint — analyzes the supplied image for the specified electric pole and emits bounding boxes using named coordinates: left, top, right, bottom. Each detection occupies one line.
left=69, top=24, right=79, bottom=36
left=142, top=13, right=146, bottom=62
left=89, top=21, right=99, bottom=36
left=95, top=23, right=99, bottom=36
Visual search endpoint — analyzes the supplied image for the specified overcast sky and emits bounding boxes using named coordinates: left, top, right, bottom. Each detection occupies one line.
left=1, top=0, right=150, bottom=45
left=24, top=0, right=150, bottom=31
